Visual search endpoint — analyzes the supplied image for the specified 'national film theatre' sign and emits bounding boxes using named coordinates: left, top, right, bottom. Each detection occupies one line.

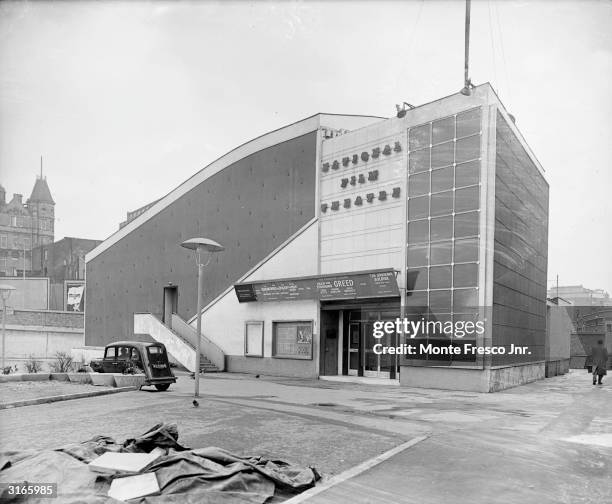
left=234, top=269, right=399, bottom=303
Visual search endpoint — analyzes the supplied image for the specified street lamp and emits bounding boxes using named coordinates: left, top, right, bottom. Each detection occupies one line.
left=0, top=284, right=16, bottom=370
left=180, top=238, right=224, bottom=397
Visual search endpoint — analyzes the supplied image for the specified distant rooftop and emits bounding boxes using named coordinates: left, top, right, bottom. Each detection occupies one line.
left=29, top=176, right=54, bottom=204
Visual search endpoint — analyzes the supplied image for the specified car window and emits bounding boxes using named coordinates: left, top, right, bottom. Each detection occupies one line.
left=117, top=346, right=131, bottom=360
left=131, top=348, right=141, bottom=361
left=148, top=346, right=163, bottom=354
left=104, top=347, right=117, bottom=359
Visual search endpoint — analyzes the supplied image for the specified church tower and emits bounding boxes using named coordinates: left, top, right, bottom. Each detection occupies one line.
left=27, top=171, right=55, bottom=248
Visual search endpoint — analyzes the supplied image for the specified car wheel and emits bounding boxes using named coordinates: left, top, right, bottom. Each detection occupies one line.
left=155, top=383, right=170, bottom=391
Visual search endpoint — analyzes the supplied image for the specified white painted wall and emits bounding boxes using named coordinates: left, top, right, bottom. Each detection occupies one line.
left=200, top=298, right=317, bottom=357
left=194, top=220, right=319, bottom=358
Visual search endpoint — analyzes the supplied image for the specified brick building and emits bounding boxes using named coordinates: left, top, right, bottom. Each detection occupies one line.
left=0, top=175, right=55, bottom=277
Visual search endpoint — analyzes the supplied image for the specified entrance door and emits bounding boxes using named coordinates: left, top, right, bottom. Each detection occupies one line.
left=162, top=286, right=178, bottom=325
left=345, top=309, right=398, bottom=379
left=348, top=321, right=360, bottom=376
left=320, top=310, right=339, bottom=376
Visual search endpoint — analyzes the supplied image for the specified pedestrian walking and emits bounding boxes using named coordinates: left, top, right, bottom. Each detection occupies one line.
left=591, top=339, right=609, bottom=385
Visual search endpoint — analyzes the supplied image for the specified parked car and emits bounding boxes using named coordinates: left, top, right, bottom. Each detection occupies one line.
left=90, top=341, right=177, bottom=391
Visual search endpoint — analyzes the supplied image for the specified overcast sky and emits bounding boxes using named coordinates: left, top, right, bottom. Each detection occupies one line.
left=1, top=0, right=611, bottom=294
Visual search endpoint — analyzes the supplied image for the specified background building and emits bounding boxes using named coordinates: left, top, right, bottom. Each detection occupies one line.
left=547, top=285, right=612, bottom=306
left=31, top=236, right=101, bottom=310
left=86, top=84, right=549, bottom=392
left=0, top=175, right=54, bottom=277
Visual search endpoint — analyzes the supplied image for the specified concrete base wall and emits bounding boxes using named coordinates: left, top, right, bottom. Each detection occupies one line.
left=2, top=324, right=84, bottom=371
left=545, top=359, right=570, bottom=378
left=226, top=356, right=317, bottom=379
left=400, top=362, right=546, bottom=392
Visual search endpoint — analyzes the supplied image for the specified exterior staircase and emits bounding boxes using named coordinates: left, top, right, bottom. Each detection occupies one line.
left=133, top=313, right=225, bottom=373
left=199, top=356, right=220, bottom=373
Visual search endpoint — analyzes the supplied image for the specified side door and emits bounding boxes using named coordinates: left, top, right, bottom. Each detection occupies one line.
left=115, top=346, right=132, bottom=374
left=102, top=346, right=117, bottom=373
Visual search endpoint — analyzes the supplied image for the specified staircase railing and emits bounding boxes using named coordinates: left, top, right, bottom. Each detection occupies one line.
left=134, top=313, right=196, bottom=372
left=170, top=314, right=225, bottom=371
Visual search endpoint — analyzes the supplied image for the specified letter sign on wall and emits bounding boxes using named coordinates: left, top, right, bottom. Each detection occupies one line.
left=234, top=269, right=399, bottom=303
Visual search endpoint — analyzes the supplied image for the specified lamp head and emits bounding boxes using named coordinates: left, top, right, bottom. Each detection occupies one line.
left=180, top=238, right=224, bottom=253
left=396, top=102, right=415, bottom=118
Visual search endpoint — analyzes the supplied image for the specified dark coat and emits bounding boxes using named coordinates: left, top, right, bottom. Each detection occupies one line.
left=592, top=346, right=609, bottom=375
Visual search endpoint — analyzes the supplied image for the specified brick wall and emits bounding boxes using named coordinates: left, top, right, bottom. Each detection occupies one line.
left=3, top=309, right=84, bottom=328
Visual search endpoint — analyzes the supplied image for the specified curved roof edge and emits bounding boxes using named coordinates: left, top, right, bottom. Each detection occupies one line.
left=86, top=113, right=384, bottom=263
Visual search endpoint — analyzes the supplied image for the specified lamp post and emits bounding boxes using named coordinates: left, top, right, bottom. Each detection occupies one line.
left=180, top=238, right=224, bottom=397
left=0, top=284, right=16, bottom=370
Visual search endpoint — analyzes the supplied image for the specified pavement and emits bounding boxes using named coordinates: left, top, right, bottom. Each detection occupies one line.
left=0, top=370, right=610, bottom=503
left=0, top=380, right=118, bottom=405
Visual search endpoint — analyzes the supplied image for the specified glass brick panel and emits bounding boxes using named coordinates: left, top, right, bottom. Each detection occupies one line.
left=408, top=219, right=429, bottom=243
left=430, top=190, right=453, bottom=217
left=454, top=186, right=480, bottom=213
left=409, top=171, right=430, bottom=197
left=431, top=141, right=454, bottom=169
left=454, top=211, right=479, bottom=238
left=455, top=134, right=480, bottom=164
left=430, top=240, right=452, bottom=265
left=407, top=243, right=429, bottom=267
left=432, top=116, right=455, bottom=145
left=430, top=265, right=452, bottom=289
left=453, top=288, right=478, bottom=308
left=455, top=160, right=480, bottom=187
left=405, top=290, right=427, bottom=307
left=409, top=149, right=430, bottom=174
left=408, top=196, right=429, bottom=220
left=409, top=124, right=431, bottom=151
left=453, top=263, right=478, bottom=287
left=430, top=215, right=453, bottom=241
left=456, top=108, right=481, bottom=138
left=431, top=166, right=454, bottom=193
left=454, top=238, right=479, bottom=263
left=429, top=290, right=451, bottom=311
left=406, top=267, right=428, bottom=291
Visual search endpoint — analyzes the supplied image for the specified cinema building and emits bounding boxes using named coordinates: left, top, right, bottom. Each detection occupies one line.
left=85, top=83, right=549, bottom=392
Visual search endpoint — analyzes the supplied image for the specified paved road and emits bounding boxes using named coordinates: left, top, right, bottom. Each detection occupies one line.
left=0, top=370, right=610, bottom=503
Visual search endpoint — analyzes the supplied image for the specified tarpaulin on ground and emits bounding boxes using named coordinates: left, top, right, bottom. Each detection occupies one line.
left=0, top=423, right=319, bottom=503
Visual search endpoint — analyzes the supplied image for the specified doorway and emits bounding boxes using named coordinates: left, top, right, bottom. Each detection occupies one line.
left=162, top=286, right=178, bottom=325
left=320, top=310, right=339, bottom=376
left=345, top=308, right=399, bottom=379
left=320, top=299, right=400, bottom=380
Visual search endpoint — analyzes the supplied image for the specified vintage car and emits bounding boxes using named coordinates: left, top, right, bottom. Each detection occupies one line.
left=90, top=341, right=177, bottom=391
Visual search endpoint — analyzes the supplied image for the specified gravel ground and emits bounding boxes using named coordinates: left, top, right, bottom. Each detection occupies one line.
left=0, top=381, right=109, bottom=404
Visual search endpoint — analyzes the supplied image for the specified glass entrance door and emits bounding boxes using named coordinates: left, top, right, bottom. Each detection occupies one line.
left=363, top=321, right=391, bottom=378
left=345, top=309, right=399, bottom=379
left=348, top=322, right=360, bottom=376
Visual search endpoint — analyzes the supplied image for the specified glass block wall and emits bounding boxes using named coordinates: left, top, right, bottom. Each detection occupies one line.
left=405, top=107, right=482, bottom=363
left=406, top=108, right=482, bottom=307
left=492, top=111, right=548, bottom=365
